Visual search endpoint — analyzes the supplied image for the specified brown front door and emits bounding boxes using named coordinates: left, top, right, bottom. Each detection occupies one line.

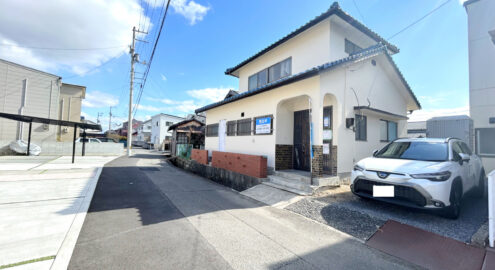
left=323, top=106, right=333, bottom=175
left=293, top=109, right=310, bottom=171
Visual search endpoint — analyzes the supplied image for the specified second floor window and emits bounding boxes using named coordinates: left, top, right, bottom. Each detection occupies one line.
left=345, top=39, right=362, bottom=55
left=248, top=58, right=291, bottom=90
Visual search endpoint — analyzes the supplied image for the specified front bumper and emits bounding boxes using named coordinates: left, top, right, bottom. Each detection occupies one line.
left=350, top=171, right=452, bottom=209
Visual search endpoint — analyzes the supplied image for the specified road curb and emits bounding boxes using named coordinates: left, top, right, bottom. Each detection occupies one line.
left=49, top=167, right=103, bottom=270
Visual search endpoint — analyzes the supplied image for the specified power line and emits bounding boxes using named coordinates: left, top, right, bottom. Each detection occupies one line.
left=133, top=0, right=171, bottom=118
left=352, top=0, right=366, bottom=24
left=387, top=0, right=452, bottom=40
left=0, top=43, right=126, bottom=51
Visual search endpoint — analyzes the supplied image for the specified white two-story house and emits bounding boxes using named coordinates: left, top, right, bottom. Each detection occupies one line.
left=150, top=113, right=184, bottom=150
left=196, top=2, right=421, bottom=180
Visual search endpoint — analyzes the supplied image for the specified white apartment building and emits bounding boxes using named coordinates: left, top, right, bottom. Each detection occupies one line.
left=465, top=0, right=495, bottom=172
left=150, top=113, right=184, bottom=150
left=136, top=119, right=152, bottom=146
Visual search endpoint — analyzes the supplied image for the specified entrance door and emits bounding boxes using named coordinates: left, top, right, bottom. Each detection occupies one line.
left=293, top=109, right=310, bottom=171
left=323, top=106, right=333, bottom=175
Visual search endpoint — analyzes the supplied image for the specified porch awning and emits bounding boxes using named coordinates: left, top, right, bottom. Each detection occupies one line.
left=354, top=106, right=408, bottom=120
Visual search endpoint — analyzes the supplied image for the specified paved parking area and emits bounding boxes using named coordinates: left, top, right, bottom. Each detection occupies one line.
left=286, top=186, right=487, bottom=243
left=0, top=155, right=117, bottom=270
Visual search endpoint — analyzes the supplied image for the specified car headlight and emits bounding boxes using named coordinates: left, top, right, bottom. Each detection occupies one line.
left=353, top=164, right=364, bottom=172
left=410, top=171, right=451, bottom=181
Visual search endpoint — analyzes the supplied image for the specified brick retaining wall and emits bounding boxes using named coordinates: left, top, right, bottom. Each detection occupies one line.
left=191, top=149, right=208, bottom=165
left=212, top=151, right=267, bottom=178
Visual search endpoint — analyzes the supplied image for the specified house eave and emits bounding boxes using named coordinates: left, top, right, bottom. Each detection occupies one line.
left=224, top=2, right=399, bottom=76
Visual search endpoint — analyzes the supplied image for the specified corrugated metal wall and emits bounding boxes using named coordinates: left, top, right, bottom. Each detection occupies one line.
left=426, top=117, right=474, bottom=148
left=0, top=60, right=60, bottom=143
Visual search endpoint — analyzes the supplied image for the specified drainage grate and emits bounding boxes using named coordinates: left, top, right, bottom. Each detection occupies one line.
left=139, top=167, right=160, bottom=171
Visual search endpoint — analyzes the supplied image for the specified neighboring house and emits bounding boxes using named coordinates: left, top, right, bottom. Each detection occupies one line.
left=57, top=83, right=86, bottom=142
left=135, top=119, right=152, bottom=146
left=0, top=58, right=61, bottom=146
left=195, top=2, right=421, bottom=179
left=465, top=0, right=495, bottom=172
left=120, top=119, right=142, bottom=137
left=150, top=113, right=184, bottom=150
left=80, top=117, right=102, bottom=138
left=168, top=116, right=205, bottom=158
left=407, top=121, right=426, bottom=138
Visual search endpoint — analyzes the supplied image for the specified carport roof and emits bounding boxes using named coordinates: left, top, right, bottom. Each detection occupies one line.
left=196, top=44, right=421, bottom=113
left=0, top=112, right=101, bottom=130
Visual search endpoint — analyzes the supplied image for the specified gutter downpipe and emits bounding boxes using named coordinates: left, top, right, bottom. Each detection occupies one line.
left=489, top=170, right=495, bottom=247
left=309, top=96, right=313, bottom=185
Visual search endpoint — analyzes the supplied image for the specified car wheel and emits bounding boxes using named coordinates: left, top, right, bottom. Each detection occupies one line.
left=443, top=183, right=462, bottom=219
left=475, top=169, right=486, bottom=197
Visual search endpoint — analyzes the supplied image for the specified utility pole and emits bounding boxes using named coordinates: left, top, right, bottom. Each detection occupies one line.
left=96, top=112, right=103, bottom=125
left=109, top=106, right=112, bottom=132
left=127, top=26, right=147, bottom=156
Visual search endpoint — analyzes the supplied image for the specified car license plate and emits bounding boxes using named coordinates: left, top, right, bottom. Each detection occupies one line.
left=373, top=185, right=394, bottom=197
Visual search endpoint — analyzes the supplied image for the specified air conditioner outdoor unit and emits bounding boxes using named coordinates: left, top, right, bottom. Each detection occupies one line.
left=62, top=127, right=68, bottom=133
left=42, top=124, right=49, bottom=131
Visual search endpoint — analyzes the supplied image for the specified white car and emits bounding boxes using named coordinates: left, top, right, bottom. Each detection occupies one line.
left=351, top=138, right=486, bottom=219
left=75, top=138, right=102, bottom=143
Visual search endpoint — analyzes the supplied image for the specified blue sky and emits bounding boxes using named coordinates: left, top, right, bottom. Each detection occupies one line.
left=0, top=0, right=470, bottom=129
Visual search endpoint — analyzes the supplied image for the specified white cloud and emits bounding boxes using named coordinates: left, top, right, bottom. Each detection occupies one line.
left=408, top=106, right=470, bottom=122
left=160, top=74, right=167, bottom=81
left=0, top=0, right=148, bottom=75
left=186, top=87, right=231, bottom=103
left=139, top=87, right=233, bottom=115
left=144, top=0, right=209, bottom=25
left=82, top=91, right=119, bottom=108
left=81, top=111, right=130, bottom=131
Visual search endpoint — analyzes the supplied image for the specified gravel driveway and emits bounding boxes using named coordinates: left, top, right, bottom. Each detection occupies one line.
left=286, top=186, right=487, bottom=243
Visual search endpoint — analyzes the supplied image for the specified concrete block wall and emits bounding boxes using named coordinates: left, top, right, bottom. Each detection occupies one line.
left=212, top=151, right=267, bottom=178
left=0, top=140, right=123, bottom=156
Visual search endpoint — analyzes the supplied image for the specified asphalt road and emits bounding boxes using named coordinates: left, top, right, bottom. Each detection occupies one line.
left=69, top=150, right=421, bottom=270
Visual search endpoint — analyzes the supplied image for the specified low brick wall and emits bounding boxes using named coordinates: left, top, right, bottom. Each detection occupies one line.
left=191, top=149, right=208, bottom=165
left=171, top=157, right=264, bottom=191
left=212, top=151, right=267, bottom=178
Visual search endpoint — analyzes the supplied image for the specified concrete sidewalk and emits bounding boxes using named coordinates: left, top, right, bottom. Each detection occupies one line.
left=70, top=150, right=420, bottom=269
left=0, top=155, right=118, bottom=270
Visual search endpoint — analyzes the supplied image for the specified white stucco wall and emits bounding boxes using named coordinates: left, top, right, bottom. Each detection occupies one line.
left=319, top=56, right=409, bottom=173
left=466, top=0, right=495, bottom=172
left=205, top=77, right=321, bottom=169
left=236, top=19, right=331, bottom=93
left=205, top=54, right=411, bottom=174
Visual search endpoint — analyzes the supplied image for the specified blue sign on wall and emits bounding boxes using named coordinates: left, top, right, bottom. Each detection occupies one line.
left=255, top=117, right=271, bottom=134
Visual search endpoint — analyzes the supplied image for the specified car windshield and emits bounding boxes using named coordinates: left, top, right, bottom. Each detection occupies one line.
left=375, top=141, right=448, bottom=162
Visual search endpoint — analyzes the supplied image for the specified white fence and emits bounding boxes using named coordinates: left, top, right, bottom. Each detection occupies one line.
left=489, top=170, right=495, bottom=247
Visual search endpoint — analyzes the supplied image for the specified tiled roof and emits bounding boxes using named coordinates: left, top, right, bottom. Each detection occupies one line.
left=225, top=2, right=399, bottom=76
left=196, top=44, right=420, bottom=113
left=463, top=0, right=480, bottom=7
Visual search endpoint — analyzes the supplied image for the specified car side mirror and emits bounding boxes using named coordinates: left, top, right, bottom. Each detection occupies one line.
left=459, top=153, right=470, bottom=163
left=372, top=149, right=378, bottom=157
